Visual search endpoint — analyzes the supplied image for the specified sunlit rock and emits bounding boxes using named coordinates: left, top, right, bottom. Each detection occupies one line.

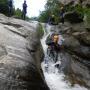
left=0, top=14, right=49, bottom=90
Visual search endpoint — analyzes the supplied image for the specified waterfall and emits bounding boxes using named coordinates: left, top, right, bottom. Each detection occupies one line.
left=41, top=24, right=88, bottom=90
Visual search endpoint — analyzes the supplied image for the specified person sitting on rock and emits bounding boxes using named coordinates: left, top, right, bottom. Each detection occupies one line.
left=22, top=0, right=27, bottom=20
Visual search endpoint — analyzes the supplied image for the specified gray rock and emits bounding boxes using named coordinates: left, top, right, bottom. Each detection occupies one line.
left=0, top=14, right=49, bottom=90
left=63, top=35, right=90, bottom=59
left=58, top=0, right=79, bottom=5
left=54, top=21, right=90, bottom=88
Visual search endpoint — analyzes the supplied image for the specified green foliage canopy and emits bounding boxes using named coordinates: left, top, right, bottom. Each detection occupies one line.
left=38, top=0, right=62, bottom=23
left=38, top=0, right=90, bottom=24
left=0, top=0, right=9, bottom=16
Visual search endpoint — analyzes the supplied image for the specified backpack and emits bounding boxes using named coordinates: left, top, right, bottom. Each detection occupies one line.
left=53, top=35, right=59, bottom=44
left=45, top=35, right=54, bottom=45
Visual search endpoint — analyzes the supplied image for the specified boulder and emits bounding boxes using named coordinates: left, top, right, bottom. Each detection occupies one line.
left=0, top=14, right=49, bottom=90
left=58, top=0, right=79, bottom=5
left=74, top=32, right=90, bottom=46
left=55, top=21, right=90, bottom=88
left=83, top=0, right=90, bottom=7
left=63, top=35, right=90, bottom=59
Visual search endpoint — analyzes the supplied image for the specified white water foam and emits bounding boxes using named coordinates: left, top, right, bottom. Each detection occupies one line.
left=41, top=24, right=88, bottom=90
left=41, top=62, right=88, bottom=90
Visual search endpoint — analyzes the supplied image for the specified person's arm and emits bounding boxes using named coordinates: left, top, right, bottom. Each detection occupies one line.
left=26, top=4, right=27, bottom=8
left=61, top=36, right=65, bottom=41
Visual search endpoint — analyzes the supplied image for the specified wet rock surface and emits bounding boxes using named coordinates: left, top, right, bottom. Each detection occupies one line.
left=0, top=14, right=49, bottom=90
left=47, top=22, right=90, bottom=89
left=61, top=22, right=90, bottom=88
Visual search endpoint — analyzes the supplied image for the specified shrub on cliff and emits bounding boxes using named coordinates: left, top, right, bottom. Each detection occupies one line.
left=37, top=23, right=44, bottom=39
left=0, top=0, right=9, bottom=16
left=38, top=0, right=61, bottom=23
left=84, top=7, right=90, bottom=25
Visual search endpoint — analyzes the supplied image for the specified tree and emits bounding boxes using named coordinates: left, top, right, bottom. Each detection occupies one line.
left=38, top=0, right=62, bottom=23
left=14, top=8, right=22, bottom=19
left=38, top=10, right=50, bottom=22
left=0, top=0, right=9, bottom=16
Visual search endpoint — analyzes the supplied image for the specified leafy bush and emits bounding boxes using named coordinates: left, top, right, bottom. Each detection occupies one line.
left=14, top=8, right=22, bottom=19
left=74, top=5, right=84, bottom=18
left=38, top=10, right=50, bottom=23
left=38, top=0, right=61, bottom=23
left=0, top=0, right=9, bottom=16
left=81, top=7, right=90, bottom=28
left=37, top=23, right=44, bottom=38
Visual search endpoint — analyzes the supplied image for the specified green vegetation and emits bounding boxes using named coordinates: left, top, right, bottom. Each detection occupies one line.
left=84, top=7, right=90, bottom=24
left=0, top=0, right=90, bottom=23
left=37, top=23, right=44, bottom=38
left=38, top=0, right=90, bottom=24
left=0, top=0, right=9, bottom=16
left=38, top=10, right=50, bottom=23
left=14, top=8, right=22, bottom=19
left=14, top=8, right=31, bottom=20
left=38, top=0, right=61, bottom=23
left=0, top=0, right=30, bottom=20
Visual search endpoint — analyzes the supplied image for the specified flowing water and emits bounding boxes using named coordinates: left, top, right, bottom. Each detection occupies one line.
left=41, top=24, right=88, bottom=90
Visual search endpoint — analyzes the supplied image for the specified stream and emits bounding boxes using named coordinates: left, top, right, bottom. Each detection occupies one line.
left=41, top=24, right=88, bottom=90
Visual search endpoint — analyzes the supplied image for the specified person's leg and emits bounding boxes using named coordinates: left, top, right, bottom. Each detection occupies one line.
left=51, top=50, right=55, bottom=58
left=22, top=11, right=25, bottom=20
left=47, top=47, right=50, bottom=56
left=55, top=51, right=58, bottom=62
left=47, top=47, right=49, bottom=55
left=61, top=17, right=64, bottom=24
left=24, top=10, right=27, bottom=20
left=10, top=7, right=13, bottom=17
left=62, top=17, right=64, bottom=24
left=54, top=44, right=59, bottom=62
left=8, top=7, right=11, bottom=17
left=21, top=12, right=23, bottom=19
